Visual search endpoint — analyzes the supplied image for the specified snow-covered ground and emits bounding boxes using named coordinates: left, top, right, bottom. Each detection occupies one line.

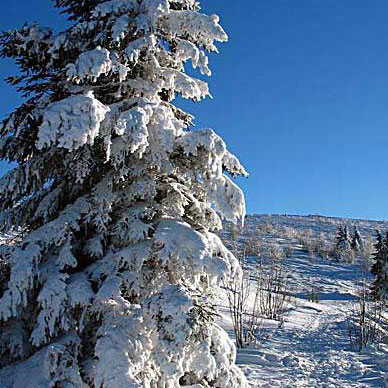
left=220, top=215, right=388, bottom=387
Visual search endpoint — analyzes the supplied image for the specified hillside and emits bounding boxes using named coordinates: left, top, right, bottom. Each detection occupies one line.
left=219, top=214, right=388, bottom=387
left=240, top=214, right=388, bottom=242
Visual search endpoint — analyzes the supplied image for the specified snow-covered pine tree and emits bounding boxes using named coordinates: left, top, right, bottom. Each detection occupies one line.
left=335, top=225, right=354, bottom=262
left=335, top=225, right=344, bottom=248
left=371, top=230, right=388, bottom=301
left=0, top=1, right=249, bottom=386
left=351, top=226, right=363, bottom=252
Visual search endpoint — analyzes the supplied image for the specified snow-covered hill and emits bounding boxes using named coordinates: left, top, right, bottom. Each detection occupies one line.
left=241, top=214, right=388, bottom=242
left=219, top=214, right=388, bottom=388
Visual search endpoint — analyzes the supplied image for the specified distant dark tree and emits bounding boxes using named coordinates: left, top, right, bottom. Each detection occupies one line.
left=371, top=230, right=388, bottom=301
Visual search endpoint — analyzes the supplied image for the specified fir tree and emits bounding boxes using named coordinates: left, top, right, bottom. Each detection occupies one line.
left=335, top=225, right=344, bottom=248
left=335, top=225, right=354, bottom=262
left=0, top=1, right=248, bottom=386
left=371, top=230, right=388, bottom=301
left=351, top=226, right=363, bottom=252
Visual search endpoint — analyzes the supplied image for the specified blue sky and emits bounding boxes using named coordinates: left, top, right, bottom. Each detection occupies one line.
left=1, top=0, right=388, bottom=220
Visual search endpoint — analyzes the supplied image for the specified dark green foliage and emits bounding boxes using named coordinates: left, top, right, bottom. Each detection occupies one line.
left=52, top=0, right=100, bottom=21
left=370, top=230, right=388, bottom=301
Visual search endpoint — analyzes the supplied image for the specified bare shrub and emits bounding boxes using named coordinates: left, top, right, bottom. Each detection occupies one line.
left=224, top=239, right=289, bottom=347
left=223, top=270, right=252, bottom=348
left=223, top=238, right=266, bottom=348
left=256, top=221, right=275, bottom=235
left=294, top=230, right=330, bottom=260
left=347, top=273, right=387, bottom=351
left=268, top=243, right=283, bottom=260
left=308, top=238, right=331, bottom=260
left=336, top=247, right=355, bottom=263
left=281, top=226, right=298, bottom=239
left=284, top=245, right=294, bottom=258
left=296, top=234, right=305, bottom=247
left=244, top=235, right=262, bottom=258
left=308, top=284, right=320, bottom=303
left=254, top=244, right=289, bottom=321
left=358, top=236, right=374, bottom=269
left=224, top=271, right=271, bottom=348
left=305, top=228, right=313, bottom=238
left=229, top=224, right=241, bottom=243
left=296, top=233, right=307, bottom=248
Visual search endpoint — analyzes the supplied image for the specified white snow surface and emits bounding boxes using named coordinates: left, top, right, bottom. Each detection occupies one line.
left=219, top=215, right=388, bottom=388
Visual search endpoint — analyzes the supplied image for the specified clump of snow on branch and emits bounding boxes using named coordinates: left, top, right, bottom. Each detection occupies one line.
left=176, top=38, right=211, bottom=75
left=154, top=219, right=241, bottom=285
left=36, top=92, right=110, bottom=151
left=113, top=106, right=151, bottom=156
left=66, top=47, right=112, bottom=83
left=92, top=0, right=138, bottom=18
left=124, top=35, right=155, bottom=64
left=162, top=11, right=228, bottom=50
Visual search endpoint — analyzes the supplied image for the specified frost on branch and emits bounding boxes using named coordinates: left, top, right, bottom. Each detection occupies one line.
left=0, top=0, right=248, bottom=386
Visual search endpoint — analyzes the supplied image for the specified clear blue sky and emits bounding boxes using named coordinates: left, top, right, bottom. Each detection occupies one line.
left=1, top=1, right=388, bottom=220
